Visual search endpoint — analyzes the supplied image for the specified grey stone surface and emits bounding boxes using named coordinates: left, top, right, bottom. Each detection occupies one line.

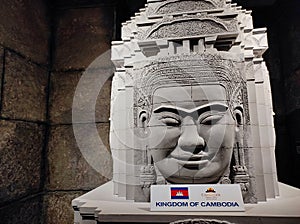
left=0, top=195, right=42, bottom=224
left=1, top=51, right=48, bottom=122
left=44, top=191, right=84, bottom=224
left=47, top=123, right=112, bottom=191
left=53, top=7, right=115, bottom=71
left=0, top=0, right=49, bottom=65
left=50, top=69, right=112, bottom=124
left=0, top=120, right=45, bottom=204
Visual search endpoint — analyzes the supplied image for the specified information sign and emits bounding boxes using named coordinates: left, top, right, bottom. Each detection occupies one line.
left=150, top=184, right=245, bottom=212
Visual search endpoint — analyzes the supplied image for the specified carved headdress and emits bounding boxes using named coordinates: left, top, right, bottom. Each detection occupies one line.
left=134, top=53, right=246, bottom=118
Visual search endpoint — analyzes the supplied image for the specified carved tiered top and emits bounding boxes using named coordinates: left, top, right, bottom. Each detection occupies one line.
left=139, top=14, right=238, bottom=40
left=147, top=0, right=226, bottom=15
left=111, top=0, right=267, bottom=68
left=127, top=0, right=240, bottom=41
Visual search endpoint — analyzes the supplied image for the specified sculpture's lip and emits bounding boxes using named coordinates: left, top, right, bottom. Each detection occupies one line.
left=170, top=153, right=208, bottom=161
left=169, top=153, right=209, bottom=169
left=176, top=159, right=209, bottom=165
left=177, top=159, right=209, bottom=169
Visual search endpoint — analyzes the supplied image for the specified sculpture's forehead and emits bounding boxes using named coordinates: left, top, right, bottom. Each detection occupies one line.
left=153, top=85, right=227, bottom=109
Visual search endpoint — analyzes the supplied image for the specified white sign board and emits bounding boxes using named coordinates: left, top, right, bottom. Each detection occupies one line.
left=150, top=184, right=245, bottom=212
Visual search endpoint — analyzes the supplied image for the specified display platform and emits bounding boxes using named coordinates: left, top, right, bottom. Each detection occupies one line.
left=72, top=181, right=300, bottom=224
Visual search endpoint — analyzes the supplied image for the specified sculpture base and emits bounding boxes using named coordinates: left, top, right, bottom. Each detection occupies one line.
left=72, top=181, right=300, bottom=224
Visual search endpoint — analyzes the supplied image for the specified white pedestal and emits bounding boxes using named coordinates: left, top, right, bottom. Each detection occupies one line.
left=72, top=181, right=300, bottom=224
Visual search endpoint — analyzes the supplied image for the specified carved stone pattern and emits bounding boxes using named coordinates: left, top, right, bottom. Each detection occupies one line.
left=170, top=218, right=234, bottom=224
left=155, top=0, right=215, bottom=15
left=148, top=20, right=226, bottom=39
left=242, top=87, right=250, bottom=125
left=147, top=0, right=224, bottom=15
left=133, top=54, right=246, bottom=126
left=141, top=16, right=238, bottom=40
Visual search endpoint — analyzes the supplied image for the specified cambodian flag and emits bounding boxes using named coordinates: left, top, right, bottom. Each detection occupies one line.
left=170, top=187, right=189, bottom=199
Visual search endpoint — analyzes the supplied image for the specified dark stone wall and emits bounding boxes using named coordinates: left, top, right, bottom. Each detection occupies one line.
left=0, top=0, right=49, bottom=223
left=43, top=191, right=83, bottom=224
left=2, top=52, right=48, bottom=121
left=0, top=195, right=44, bottom=224
left=240, top=0, right=300, bottom=188
left=275, top=0, right=300, bottom=188
left=0, top=0, right=50, bottom=65
left=0, top=121, right=45, bottom=204
left=0, top=0, right=125, bottom=223
left=44, top=2, right=116, bottom=223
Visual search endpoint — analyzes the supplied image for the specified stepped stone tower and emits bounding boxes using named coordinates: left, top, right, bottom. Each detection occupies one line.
left=110, top=0, right=278, bottom=203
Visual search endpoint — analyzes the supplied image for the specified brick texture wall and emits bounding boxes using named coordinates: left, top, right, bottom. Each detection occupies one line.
left=44, top=2, right=116, bottom=224
left=0, top=0, right=49, bottom=223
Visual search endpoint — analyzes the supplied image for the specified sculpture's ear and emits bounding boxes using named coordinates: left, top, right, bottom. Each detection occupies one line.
left=139, top=110, right=149, bottom=129
left=233, top=106, right=244, bottom=132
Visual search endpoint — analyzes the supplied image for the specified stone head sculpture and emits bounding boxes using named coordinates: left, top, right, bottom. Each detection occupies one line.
left=110, top=0, right=278, bottom=203
left=135, top=54, right=248, bottom=187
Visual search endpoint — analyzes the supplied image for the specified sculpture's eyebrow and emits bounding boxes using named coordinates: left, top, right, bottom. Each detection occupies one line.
left=153, top=103, right=228, bottom=115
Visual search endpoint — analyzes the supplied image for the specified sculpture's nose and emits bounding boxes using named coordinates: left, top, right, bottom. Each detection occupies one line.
left=178, top=123, right=206, bottom=154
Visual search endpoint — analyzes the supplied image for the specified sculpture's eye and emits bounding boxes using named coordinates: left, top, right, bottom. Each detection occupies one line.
left=200, top=114, right=223, bottom=125
left=160, top=117, right=181, bottom=127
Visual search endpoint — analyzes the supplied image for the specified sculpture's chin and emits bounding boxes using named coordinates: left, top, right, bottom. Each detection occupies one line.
left=158, top=165, right=223, bottom=184
left=155, top=157, right=226, bottom=184
left=165, top=174, right=220, bottom=184
left=165, top=176, right=194, bottom=184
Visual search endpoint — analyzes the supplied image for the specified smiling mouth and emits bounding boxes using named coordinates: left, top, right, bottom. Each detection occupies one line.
left=169, top=153, right=209, bottom=169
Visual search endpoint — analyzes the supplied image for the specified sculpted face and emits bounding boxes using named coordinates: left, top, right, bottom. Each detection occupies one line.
left=141, top=84, right=241, bottom=184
